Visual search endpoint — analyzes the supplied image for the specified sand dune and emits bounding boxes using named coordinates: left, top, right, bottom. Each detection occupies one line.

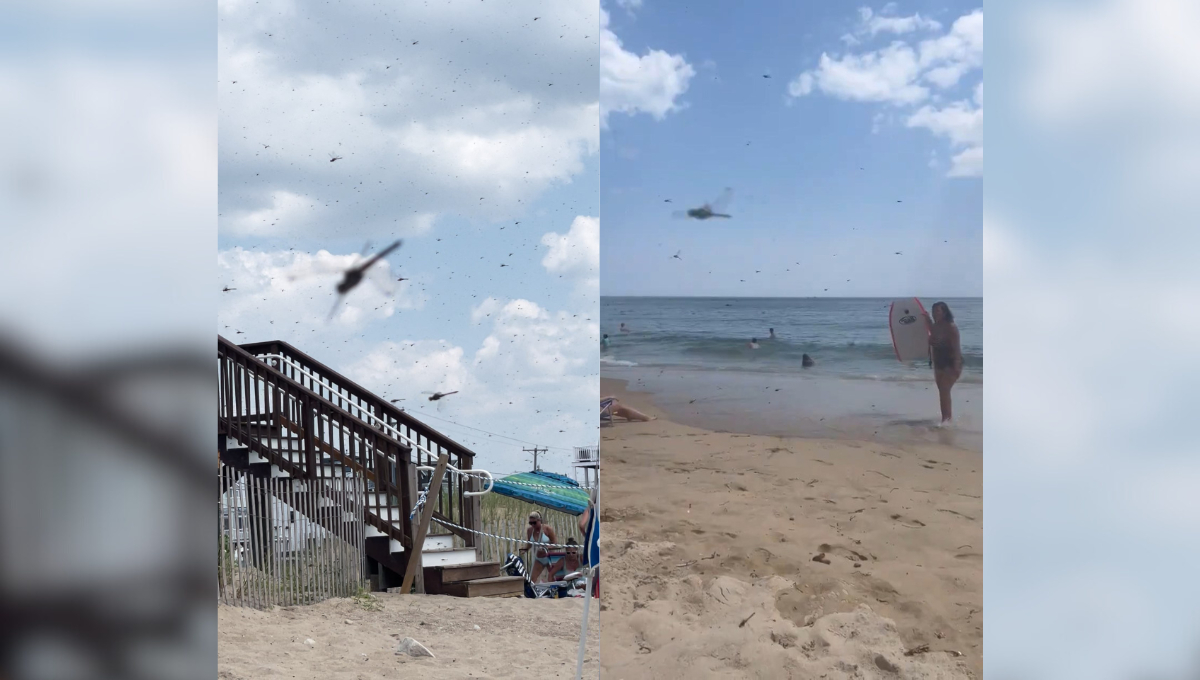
left=599, top=378, right=981, bottom=679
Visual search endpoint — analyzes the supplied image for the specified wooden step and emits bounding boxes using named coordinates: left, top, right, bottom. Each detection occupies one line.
left=436, top=561, right=502, bottom=583
left=422, top=561, right=501, bottom=594
left=440, top=575, right=525, bottom=598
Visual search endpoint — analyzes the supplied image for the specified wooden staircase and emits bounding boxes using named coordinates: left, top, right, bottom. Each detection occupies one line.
left=218, top=336, right=517, bottom=597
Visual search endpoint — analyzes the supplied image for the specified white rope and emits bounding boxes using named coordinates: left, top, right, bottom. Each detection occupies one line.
left=415, top=463, right=494, bottom=496
left=431, top=517, right=581, bottom=550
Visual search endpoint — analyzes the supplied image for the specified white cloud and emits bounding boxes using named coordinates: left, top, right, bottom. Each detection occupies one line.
left=857, top=6, right=942, bottom=37
left=1019, top=0, right=1200, bottom=131
left=343, top=297, right=599, bottom=473
left=788, top=44, right=928, bottom=105
left=906, top=83, right=983, bottom=177
left=615, top=0, right=643, bottom=13
left=218, top=0, right=600, bottom=236
left=540, top=215, right=600, bottom=295
left=788, top=7, right=983, bottom=178
left=0, top=57, right=214, bottom=352
left=946, top=145, right=982, bottom=177
left=600, top=6, right=696, bottom=126
left=216, top=247, right=422, bottom=337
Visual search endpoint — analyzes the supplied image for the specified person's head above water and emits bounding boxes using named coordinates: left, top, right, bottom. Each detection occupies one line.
left=931, top=302, right=954, bottom=323
left=802, top=353, right=814, bottom=367
left=751, top=338, right=758, bottom=343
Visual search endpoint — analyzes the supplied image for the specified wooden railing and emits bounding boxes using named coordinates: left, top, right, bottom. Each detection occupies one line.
left=238, top=339, right=481, bottom=546
left=218, top=336, right=414, bottom=550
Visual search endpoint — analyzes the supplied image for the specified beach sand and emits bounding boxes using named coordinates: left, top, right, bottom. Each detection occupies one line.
left=218, top=592, right=599, bottom=679
left=599, top=378, right=981, bottom=679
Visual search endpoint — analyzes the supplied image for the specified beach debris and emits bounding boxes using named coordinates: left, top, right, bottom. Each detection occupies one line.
left=738, top=612, right=756, bottom=628
left=473, top=624, right=481, bottom=631
left=304, top=638, right=316, bottom=646
left=868, top=470, right=894, bottom=481
left=873, top=654, right=900, bottom=673
left=904, top=644, right=931, bottom=656
left=812, top=552, right=831, bottom=565
left=395, top=637, right=435, bottom=658
left=344, top=619, right=355, bottom=625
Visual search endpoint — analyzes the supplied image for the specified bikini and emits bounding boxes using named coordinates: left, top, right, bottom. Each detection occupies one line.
left=930, top=328, right=958, bottom=370
left=531, top=529, right=551, bottom=566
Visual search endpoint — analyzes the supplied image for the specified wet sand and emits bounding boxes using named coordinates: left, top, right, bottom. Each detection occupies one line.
left=599, top=377, right=982, bottom=679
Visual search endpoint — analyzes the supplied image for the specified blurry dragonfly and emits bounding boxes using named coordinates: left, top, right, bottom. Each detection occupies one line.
left=290, top=240, right=402, bottom=321
left=423, top=390, right=459, bottom=412
left=673, top=188, right=734, bottom=220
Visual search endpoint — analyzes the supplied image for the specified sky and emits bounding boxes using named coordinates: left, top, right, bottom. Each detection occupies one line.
left=216, top=0, right=600, bottom=477
left=599, top=0, right=983, bottom=298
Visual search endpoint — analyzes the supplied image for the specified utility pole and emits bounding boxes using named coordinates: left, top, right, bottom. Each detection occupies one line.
left=523, top=446, right=547, bottom=472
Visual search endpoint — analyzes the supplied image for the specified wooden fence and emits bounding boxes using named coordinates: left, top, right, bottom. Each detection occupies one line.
left=218, top=464, right=366, bottom=608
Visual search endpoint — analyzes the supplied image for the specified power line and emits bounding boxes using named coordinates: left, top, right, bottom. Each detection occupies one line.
left=403, top=407, right=578, bottom=451
left=523, top=446, right=548, bottom=472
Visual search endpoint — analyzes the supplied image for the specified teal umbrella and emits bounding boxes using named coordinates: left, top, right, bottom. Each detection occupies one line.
left=491, top=471, right=589, bottom=515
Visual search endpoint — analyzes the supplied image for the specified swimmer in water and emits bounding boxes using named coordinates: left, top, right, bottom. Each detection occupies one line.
left=768, top=328, right=776, bottom=339
left=619, top=323, right=630, bottom=333
left=802, top=353, right=814, bottom=368
left=601, top=334, right=610, bottom=349
left=749, top=338, right=760, bottom=350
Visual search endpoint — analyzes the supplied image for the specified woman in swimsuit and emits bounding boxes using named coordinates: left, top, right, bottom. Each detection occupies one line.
left=924, top=301, right=963, bottom=424
left=520, top=512, right=559, bottom=584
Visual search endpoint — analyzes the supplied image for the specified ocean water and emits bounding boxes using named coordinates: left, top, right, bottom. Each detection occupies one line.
left=601, top=297, right=983, bottom=450
left=601, top=297, right=982, bottom=381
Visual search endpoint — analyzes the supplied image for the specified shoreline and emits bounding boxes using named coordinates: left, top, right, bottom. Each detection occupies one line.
left=603, top=366, right=983, bottom=452
left=599, top=377, right=982, bottom=678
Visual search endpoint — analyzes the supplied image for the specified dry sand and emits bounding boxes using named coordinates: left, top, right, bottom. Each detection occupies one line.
left=599, top=378, right=981, bottom=679
left=218, top=592, right=599, bottom=679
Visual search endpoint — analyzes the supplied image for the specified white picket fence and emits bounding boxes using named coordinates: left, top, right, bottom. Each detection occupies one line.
left=217, top=464, right=366, bottom=608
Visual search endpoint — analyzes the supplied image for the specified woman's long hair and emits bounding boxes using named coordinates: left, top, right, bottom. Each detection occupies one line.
left=932, top=301, right=954, bottom=323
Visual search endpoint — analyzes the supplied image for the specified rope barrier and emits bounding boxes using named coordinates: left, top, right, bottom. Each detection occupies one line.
left=409, top=489, right=428, bottom=521
left=431, top=516, right=582, bottom=550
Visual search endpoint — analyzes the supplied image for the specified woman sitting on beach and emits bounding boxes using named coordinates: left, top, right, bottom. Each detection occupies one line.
left=923, top=301, right=963, bottom=425
left=548, top=538, right=583, bottom=582
left=520, top=512, right=559, bottom=583
left=602, top=397, right=655, bottom=422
